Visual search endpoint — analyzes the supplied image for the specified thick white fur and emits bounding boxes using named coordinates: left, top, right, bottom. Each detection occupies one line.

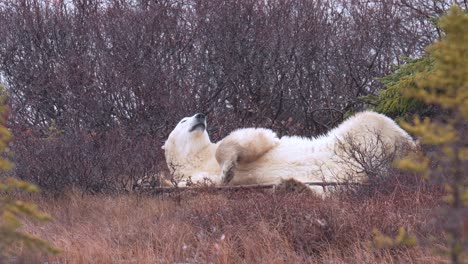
left=162, top=114, right=221, bottom=186
left=163, top=112, right=416, bottom=192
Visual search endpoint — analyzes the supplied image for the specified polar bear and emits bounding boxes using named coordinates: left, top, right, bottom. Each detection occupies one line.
left=162, top=112, right=416, bottom=193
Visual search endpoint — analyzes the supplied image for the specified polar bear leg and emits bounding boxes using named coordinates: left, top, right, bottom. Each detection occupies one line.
left=216, top=140, right=240, bottom=184
left=216, top=128, right=280, bottom=184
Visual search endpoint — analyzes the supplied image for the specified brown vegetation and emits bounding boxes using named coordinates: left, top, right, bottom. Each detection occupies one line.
left=13, top=174, right=445, bottom=263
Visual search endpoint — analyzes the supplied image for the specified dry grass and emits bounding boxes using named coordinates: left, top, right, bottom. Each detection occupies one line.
left=13, top=175, right=447, bottom=264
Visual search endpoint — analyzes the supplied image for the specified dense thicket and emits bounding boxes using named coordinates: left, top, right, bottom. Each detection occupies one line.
left=0, top=0, right=464, bottom=192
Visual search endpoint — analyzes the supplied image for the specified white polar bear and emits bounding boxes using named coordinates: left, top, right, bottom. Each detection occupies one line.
left=162, top=112, right=416, bottom=193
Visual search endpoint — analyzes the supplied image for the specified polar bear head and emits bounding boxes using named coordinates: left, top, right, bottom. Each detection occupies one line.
left=162, top=113, right=212, bottom=161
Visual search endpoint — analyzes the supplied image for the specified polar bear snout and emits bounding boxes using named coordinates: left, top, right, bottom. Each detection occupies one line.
left=189, top=113, right=207, bottom=132
left=195, top=113, right=205, bottom=120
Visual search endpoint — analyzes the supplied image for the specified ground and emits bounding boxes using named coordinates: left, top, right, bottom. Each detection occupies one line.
left=14, top=174, right=448, bottom=264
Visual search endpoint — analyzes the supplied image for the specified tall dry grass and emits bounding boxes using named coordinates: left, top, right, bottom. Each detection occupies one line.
left=13, top=174, right=445, bottom=263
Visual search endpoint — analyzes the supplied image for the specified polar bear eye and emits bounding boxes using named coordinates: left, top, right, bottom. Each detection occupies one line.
left=180, top=119, right=187, bottom=123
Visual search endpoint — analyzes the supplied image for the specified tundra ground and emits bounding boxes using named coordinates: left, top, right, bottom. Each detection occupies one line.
left=15, top=175, right=447, bottom=263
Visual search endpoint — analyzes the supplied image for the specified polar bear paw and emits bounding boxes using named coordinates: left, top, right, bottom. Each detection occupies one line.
left=221, top=161, right=237, bottom=184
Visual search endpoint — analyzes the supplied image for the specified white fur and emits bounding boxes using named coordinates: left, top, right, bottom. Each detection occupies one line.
left=163, top=111, right=416, bottom=192
left=162, top=114, right=221, bottom=186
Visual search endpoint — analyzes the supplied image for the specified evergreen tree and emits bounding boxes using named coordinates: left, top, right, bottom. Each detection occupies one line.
left=366, top=56, right=434, bottom=119
left=397, top=6, right=467, bottom=263
left=0, top=87, right=59, bottom=257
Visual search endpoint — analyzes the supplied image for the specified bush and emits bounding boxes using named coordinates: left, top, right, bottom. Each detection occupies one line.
left=0, top=0, right=455, bottom=193
left=12, top=128, right=167, bottom=194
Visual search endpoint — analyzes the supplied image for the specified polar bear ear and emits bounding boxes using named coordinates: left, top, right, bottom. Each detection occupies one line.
left=161, top=141, right=166, bottom=150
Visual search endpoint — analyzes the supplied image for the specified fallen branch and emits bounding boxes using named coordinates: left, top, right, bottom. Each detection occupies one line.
left=304, top=181, right=366, bottom=186
left=136, top=182, right=368, bottom=194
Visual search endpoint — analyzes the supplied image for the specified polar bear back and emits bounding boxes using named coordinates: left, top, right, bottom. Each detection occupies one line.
left=225, top=111, right=416, bottom=185
left=325, top=111, right=415, bottom=148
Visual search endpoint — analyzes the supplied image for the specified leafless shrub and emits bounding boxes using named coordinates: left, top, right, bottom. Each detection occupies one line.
left=12, top=128, right=167, bottom=194
left=336, top=132, right=397, bottom=179
left=332, top=130, right=417, bottom=195
left=0, top=0, right=462, bottom=193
